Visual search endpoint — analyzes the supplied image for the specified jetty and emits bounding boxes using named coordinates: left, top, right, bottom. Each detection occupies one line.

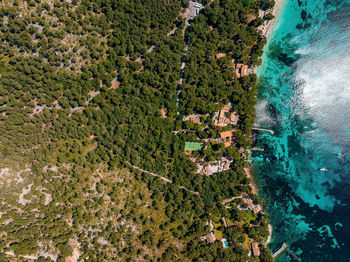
left=252, top=127, right=274, bottom=135
left=272, top=243, right=287, bottom=258
left=250, top=147, right=264, bottom=151
left=286, top=248, right=301, bottom=261
left=271, top=242, right=301, bottom=261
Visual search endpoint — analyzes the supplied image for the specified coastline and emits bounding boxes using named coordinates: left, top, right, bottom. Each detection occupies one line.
left=249, top=0, right=286, bottom=196
left=265, top=224, right=273, bottom=246
left=244, top=167, right=258, bottom=195
left=249, top=1, right=350, bottom=259
left=259, top=0, right=285, bottom=38
left=247, top=0, right=286, bottom=249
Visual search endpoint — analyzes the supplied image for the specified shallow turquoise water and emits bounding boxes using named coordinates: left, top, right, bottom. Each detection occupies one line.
left=253, top=0, right=350, bottom=261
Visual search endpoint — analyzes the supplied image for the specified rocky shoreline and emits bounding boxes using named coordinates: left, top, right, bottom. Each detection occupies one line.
left=250, top=0, right=286, bottom=249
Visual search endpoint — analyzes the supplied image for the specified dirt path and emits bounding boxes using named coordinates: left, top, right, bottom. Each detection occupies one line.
left=126, top=162, right=200, bottom=196
left=5, top=251, right=57, bottom=261
left=176, top=6, right=194, bottom=115
left=176, top=42, right=189, bottom=115
left=222, top=195, right=243, bottom=205
left=127, top=162, right=172, bottom=183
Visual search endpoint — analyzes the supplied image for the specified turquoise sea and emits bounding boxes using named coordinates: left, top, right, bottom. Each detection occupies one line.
left=253, top=0, right=350, bottom=261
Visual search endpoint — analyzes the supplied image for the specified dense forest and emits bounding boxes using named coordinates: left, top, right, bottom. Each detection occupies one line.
left=0, top=0, right=274, bottom=261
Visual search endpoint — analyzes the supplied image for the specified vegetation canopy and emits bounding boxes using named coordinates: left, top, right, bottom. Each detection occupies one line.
left=0, top=0, right=274, bottom=261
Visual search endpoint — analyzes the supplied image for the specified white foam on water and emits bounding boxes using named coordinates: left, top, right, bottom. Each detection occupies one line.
left=298, top=54, right=350, bottom=110
left=294, top=28, right=350, bottom=147
left=254, top=99, right=275, bottom=127
left=284, top=24, right=350, bottom=211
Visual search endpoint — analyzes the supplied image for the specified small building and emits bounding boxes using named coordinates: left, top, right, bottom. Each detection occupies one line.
left=243, top=197, right=262, bottom=214
left=196, top=157, right=232, bottom=175
left=194, top=3, right=203, bottom=15
left=231, top=59, right=236, bottom=70
left=200, top=232, right=216, bottom=244
left=184, top=114, right=201, bottom=124
left=251, top=242, right=261, bottom=257
left=219, top=130, right=234, bottom=147
left=221, top=238, right=229, bottom=249
left=236, top=63, right=249, bottom=78
left=190, top=1, right=204, bottom=17
left=223, top=158, right=231, bottom=169
left=189, top=157, right=197, bottom=163
left=215, top=53, right=226, bottom=59
left=160, top=108, right=167, bottom=118
left=253, top=205, right=262, bottom=213
left=185, top=142, right=203, bottom=151
left=213, top=104, right=239, bottom=127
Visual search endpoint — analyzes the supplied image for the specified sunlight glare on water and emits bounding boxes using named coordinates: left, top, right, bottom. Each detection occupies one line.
left=252, top=0, right=350, bottom=261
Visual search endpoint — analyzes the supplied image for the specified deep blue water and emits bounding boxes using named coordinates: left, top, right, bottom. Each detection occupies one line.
left=253, top=0, right=350, bottom=261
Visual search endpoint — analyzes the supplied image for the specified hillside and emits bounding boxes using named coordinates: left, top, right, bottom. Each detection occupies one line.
left=0, top=0, right=274, bottom=261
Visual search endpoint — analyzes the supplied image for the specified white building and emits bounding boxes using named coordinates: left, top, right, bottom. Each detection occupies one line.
left=196, top=157, right=233, bottom=176
left=190, top=1, right=204, bottom=17
left=194, top=3, right=203, bottom=15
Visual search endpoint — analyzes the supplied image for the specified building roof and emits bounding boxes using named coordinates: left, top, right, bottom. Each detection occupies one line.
left=184, top=114, right=201, bottom=124
left=243, top=198, right=262, bottom=214
left=215, top=53, right=226, bottom=59
left=236, top=63, right=249, bottom=78
left=214, top=104, right=239, bottom=127
left=220, top=131, right=234, bottom=148
left=223, top=141, right=231, bottom=147
left=160, top=108, right=167, bottom=118
left=185, top=142, right=203, bottom=151
left=230, top=112, right=239, bottom=124
left=205, top=165, right=210, bottom=175
left=252, top=242, right=261, bottom=257
left=243, top=198, right=254, bottom=209
left=196, top=157, right=233, bottom=175
left=220, top=131, right=233, bottom=139
left=219, top=109, right=226, bottom=120
left=194, top=3, right=203, bottom=8
left=253, top=205, right=262, bottom=214
left=190, top=1, right=204, bottom=17
left=223, top=161, right=230, bottom=170
left=241, top=64, right=248, bottom=76
left=203, top=232, right=216, bottom=244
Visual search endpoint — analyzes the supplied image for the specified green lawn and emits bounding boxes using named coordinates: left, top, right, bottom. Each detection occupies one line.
left=185, top=142, right=203, bottom=151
